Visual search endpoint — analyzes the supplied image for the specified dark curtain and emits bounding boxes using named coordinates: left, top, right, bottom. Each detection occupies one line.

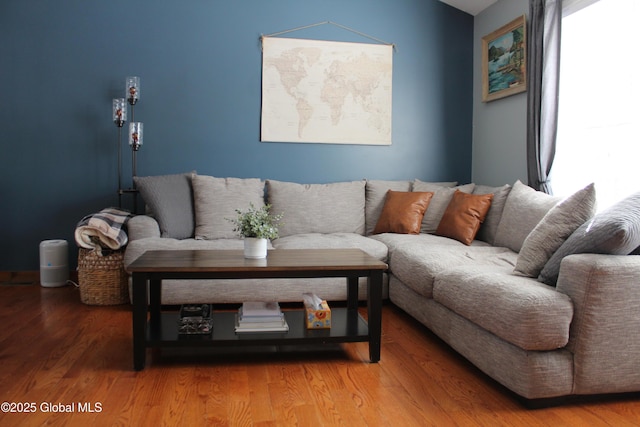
left=526, top=0, right=563, bottom=194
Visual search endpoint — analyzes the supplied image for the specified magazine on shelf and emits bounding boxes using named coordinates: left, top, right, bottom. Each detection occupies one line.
left=234, top=314, right=289, bottom=333
left=237, top=321, right=287, bottom=329
left=235, top=301, right=289, bottom=333
left=240, top=301, right=281, bottom=317
left=238, top=307, right=285, bottom=323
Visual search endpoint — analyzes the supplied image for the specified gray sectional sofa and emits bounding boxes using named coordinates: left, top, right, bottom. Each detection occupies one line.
left=123, top=173, right=640, bottom=403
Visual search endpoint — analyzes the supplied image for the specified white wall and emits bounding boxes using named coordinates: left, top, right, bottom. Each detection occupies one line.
left=472, top=0, right=529, bottom=186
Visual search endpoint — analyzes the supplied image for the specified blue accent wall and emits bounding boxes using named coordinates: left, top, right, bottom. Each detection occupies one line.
left=0, top=0, right=473, bottom=270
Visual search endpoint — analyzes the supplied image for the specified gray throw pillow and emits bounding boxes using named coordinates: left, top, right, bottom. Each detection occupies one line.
left=539, top=191, right=640, bottom=285
left=192, top=176, right=265, bottom=240
left=515, top=183, right=596, bottom=277
left=134, top=172, right=196, bottom=239
left=494, top=180, right=560, bottom=253
left=473, top=184, right=511, bottom=244
left=266, top=180, right=366, bottom=237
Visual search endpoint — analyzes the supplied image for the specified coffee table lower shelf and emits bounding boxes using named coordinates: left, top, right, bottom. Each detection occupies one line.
left=146, top=308, right=369, bottom=349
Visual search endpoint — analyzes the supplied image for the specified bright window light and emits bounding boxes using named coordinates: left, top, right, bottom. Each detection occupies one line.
left=552, top=0, right=640, bottom=210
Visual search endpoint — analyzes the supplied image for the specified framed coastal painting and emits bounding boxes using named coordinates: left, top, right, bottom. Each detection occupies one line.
left=482, top=15, right=527, bottom=102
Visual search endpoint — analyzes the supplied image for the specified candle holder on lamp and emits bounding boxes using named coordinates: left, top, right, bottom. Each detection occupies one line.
left=112, top=98, right=127, bottom=208
left=129, top=122, right=143, bottom=178
left=113, top=76, right=144, bottom=213
left=126, top=76, right=140, bottom=108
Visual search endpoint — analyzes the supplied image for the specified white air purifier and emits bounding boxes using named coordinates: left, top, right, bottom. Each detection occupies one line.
left=39, top=240, right=69, bottom=287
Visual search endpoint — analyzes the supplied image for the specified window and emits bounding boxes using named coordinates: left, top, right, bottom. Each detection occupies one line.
left=552, top=0, right=640, bottom=210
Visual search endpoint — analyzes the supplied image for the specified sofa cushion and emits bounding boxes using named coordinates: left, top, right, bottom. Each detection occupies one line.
left=433, top=265, right=574, bottom=351
left=123, top=236, right=250, bottom=268
left=436, top=191, right=493, bottom=245
left=273, top=233, right=388, bottom=262
left=494, top=180, right=560, bottom=252
left=192, top=176, right=265, bottom=240
left=515, top=183, right=596, bottom=277
left=134, top=172, right=196, bottom=239
left=372, top=191, right=433, bottom=235
left=365, top=180, right=412, bottom=235
left=371, top=232, right=470, bottom=252
left=387, top=235, right=516, bottom=299
left=412, top=180, right=475, bottom=234
left=411, top=180, right=458, bottom=191
left=266, top=180, right=366, bottom=237
left=473, top=184, right=511, bottom=245
left=539, top=191, right=640, bottom=285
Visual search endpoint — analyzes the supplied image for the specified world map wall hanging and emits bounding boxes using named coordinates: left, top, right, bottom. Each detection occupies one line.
left=261, top=25, right=393, bottom=145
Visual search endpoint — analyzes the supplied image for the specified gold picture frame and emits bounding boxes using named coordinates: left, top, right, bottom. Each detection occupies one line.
left=482, top=15, right=527, bottom=102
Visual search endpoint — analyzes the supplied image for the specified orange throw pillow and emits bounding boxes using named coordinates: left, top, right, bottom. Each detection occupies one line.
left=436, top=190, right=493, bottom=245
left=373, top=190, right=433, bottom=234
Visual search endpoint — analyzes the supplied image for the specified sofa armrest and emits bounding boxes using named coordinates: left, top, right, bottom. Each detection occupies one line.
left=128, top=215, right=161, bottom=241
left=556, top=253, right=640, bottom=394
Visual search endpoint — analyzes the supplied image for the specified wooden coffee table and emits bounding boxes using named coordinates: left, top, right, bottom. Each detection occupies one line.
left=127, top=248, right=388, bottom=370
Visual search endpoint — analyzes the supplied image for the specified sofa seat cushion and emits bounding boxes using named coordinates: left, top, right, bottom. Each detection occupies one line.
left=433, top=265, right=574, bottom=351
left=370, top=232, right=470, bottom=252
left=377, top=234, right=516, bottom=298
left=272, top=233, right=388, bottom=262
left=123, top=237, right=253, bottom=269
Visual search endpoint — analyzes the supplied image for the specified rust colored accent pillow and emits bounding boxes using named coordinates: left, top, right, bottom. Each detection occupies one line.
left=372, top=190, right=433, bottom=234
left=436, top=190, right=494, bottom=245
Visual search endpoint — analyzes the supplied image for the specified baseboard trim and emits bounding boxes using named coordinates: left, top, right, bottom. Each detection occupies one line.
left=0, top=271, right=78, bottom=286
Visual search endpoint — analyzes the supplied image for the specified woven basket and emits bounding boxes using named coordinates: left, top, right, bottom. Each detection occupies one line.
left=77, top=248, right=128, bottom=305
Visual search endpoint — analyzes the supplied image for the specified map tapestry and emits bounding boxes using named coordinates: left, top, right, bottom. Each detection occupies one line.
left=261, top=37, right=393, bottom=145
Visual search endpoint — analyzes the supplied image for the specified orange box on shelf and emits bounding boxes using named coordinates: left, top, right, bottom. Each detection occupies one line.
left=304, top=300, right=331, bottom=329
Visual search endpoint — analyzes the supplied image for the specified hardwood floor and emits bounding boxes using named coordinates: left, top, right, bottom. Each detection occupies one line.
left=1, top=283, right=639, bottom=426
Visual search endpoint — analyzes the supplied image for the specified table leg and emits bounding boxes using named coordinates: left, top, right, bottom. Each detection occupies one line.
left=367, top=271, right=383, bottom=363
left=132, top=273, right=147, bottom=371
left=149, top=278, right=161, bottom=325
left=347, top=276, right=359, bottom=311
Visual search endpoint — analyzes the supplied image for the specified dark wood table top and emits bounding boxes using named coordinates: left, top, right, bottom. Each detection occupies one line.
left=127, top=248, right=388, bottom=273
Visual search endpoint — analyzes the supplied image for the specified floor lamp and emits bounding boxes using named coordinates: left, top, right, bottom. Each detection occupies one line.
left=113, top=76, right=143, bottom=213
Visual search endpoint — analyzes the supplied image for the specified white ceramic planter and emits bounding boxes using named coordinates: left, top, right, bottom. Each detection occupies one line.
left=244, top=237, right=268, bottom=259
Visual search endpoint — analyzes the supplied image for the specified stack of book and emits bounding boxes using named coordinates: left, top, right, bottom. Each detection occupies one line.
left=235, top=301, right=289, bottom=333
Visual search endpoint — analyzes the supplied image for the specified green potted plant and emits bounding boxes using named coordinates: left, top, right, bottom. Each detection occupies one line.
left=227, top=203, right=283, bottom=258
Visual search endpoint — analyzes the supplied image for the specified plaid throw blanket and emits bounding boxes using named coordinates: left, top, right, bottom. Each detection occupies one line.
left=75, top=208, right=133, bottom=252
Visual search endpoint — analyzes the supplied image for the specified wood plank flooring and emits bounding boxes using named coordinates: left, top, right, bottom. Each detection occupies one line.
left=0, top=283, right=639, bottom=426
